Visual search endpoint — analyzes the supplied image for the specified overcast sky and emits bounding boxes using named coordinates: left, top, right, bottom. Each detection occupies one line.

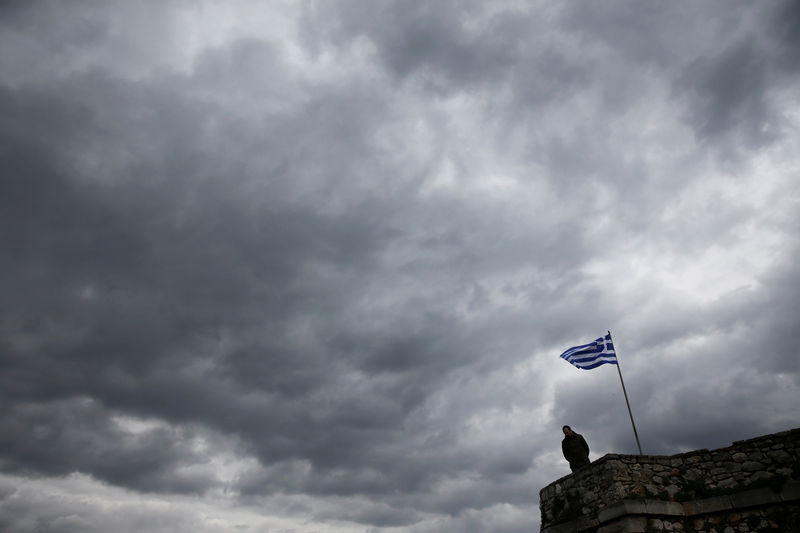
left=1, top=1, right=799, bottom=532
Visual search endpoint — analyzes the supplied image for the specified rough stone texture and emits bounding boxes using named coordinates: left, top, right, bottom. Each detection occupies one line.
left=540, top=428, right=800, bottom=532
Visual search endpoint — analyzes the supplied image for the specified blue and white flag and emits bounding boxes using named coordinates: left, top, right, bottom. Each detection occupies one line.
left=559, top=334, right=617, bottom=370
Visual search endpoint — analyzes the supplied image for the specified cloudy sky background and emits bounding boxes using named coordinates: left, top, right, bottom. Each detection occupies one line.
left=1, top=1, right=799, bottom=532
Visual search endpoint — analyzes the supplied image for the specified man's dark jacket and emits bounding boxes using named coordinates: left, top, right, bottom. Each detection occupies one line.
left=562, top=433, right=590, bottom=471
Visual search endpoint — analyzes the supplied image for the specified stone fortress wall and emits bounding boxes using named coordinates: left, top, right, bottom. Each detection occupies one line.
left=539, top=428, right=800, bottom=532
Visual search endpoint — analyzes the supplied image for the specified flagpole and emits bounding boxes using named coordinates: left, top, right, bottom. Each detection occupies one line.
left=608, top=330, right=643, bottom=456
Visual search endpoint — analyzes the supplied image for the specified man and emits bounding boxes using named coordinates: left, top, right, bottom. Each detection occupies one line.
left=562, top=425, right=590, bottom=472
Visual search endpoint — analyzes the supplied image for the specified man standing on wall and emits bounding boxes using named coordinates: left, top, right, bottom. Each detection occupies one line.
left=562, top=425, right=591, bottom=472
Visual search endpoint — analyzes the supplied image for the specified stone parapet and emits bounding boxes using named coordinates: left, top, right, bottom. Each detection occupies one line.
left=539, top=428, right=800, bottom=532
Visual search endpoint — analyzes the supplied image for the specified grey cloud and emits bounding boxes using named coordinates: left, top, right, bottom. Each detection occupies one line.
left=316, top=502, right=422, bottom=527
left=562, top=1, right=755, bottom=68
left=558, top=1, right=800, bottom=158
left=301, top=0, right=589, bottom=104
left=0, top=45, right=558, bottom=513
left=0, top=399, right=217, bottom=494
left=0, top=0, right=192, bottom=85
left=0, top=474, right=243, bottom=533
left=0, top=70, right=393, bottom=480
left=1, top=1, right=799, bottom=532
left=769, top=0, right=800, bottom=72
left=672, top=1, right=800, bottom=154
left=301, top=1, right=511, bottom=80
left=677, top=38, right=776, bottom=149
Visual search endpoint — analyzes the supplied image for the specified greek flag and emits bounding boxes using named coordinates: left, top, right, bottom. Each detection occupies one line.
left=559, top=334, right=617, bottom=370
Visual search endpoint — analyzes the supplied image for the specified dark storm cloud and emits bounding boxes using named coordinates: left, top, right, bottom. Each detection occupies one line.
left=561, top=1, right=753, bottom=67
left=560, top=1, right=800, bottom=158
left=0, top=33, right=559, bottom=518
left=300, top=0, right=589, bottom=104
left=0, top=64, right=394, bottom=479
left=678, top=38, right=776, bottom=149
left=673, top=1, right=800, bottom=152
left=301, top=1, right=514, bottom=82
left=771, top=0, right=800, bottom=71
left=0, top=398, right=220, bottom=494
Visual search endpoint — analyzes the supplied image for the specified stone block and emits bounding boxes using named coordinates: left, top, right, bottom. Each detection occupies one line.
left=681, top=495, right=732, bottom=515
left=598, top=499, right=646, bottom=522
left=643, top=500, right=684, bottom=516
left=598, top=516, right=647, bottom=533
left=746, top=471, right=772, bottom=485
left=644, top=484, right=662, bottom=497
left=766, top=449, right=792, bottom=464
left=729, top=487, right=781, bottom=508
left=542, top=515, right=599, bottom=533
left=684, top=468, right=702, bottom=481
left=607, top=460, right=624, bottom=470
left=779, top=480, right=800, bottom=502
left=630, top=484, right=646, bottom=498
left=741, top=461, right=765, bottom=472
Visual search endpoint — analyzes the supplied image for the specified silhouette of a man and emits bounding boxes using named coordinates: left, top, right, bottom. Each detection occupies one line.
left=562, top=425, right=590, bottom=472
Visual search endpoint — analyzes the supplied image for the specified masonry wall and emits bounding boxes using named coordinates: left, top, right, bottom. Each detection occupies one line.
left=539, top=428, right=800, bottom=532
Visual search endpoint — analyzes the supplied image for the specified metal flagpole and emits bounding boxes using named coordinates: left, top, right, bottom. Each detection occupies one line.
left=608, top=330, right=643, bottom=455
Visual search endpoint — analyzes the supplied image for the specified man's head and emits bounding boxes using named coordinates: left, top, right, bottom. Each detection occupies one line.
left=562, top=425, right=574, bottom=436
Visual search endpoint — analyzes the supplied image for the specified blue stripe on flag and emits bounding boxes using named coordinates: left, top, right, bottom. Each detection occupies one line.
left=577, top=358, right=618, bottom=370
